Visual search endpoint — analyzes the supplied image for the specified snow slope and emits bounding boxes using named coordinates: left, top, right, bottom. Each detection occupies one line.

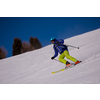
left=0, top=28, right=100, bottom=84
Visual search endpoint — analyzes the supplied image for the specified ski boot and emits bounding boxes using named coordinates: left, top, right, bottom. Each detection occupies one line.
left=65, top=61, right=72, bottom=68
left=75, top=61, right=81, bottom=65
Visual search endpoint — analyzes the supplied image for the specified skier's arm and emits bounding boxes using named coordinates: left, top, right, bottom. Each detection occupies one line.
left=53, top=49, right=58, bottom=58
left=51, top=46, right=58, bottom=59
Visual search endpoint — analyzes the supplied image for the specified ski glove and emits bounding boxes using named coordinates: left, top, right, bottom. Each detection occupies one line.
left=51, top=56, right=55, bottom=60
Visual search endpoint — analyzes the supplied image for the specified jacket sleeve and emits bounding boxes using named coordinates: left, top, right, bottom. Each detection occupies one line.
left=53, top=46, right=58, bottom=58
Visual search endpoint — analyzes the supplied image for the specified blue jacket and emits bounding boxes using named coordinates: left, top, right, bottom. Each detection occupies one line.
left=53, top=39, right=68, bottom=58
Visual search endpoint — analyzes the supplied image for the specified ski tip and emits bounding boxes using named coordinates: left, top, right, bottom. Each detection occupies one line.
left=52, top=72, right=55, bottom=74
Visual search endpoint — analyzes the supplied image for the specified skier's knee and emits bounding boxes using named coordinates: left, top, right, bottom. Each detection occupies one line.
left=58, top=57, right=61, bottom=62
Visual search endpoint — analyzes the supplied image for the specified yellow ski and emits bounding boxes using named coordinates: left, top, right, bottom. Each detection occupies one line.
left=52, top=65, right=74, bottom=74
left=52, top=69, right=65, bottom=74
left=52, top=61, right=82, bottom=74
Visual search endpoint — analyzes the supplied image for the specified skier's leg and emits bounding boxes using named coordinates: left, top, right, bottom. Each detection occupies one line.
left=58, top=52, right=67, bottom=65
left=64, top=50, right=78, bottom=62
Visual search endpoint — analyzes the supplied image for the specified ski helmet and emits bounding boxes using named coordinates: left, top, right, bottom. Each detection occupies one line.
left=50, top=37, right=55, bottom=41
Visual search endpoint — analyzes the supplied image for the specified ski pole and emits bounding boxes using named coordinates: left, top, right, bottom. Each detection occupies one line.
left=54, top=59, right=63, bottom=64
left=66, top=44, right=79, bottom=49
left=54, top=59, right=59, bottom=62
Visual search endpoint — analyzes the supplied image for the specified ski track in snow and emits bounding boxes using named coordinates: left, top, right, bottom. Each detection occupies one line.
left=0, top=28, right=100, bottom=84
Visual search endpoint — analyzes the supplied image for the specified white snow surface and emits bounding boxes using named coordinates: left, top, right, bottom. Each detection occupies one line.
left=0, top=28, right=100, bottom=84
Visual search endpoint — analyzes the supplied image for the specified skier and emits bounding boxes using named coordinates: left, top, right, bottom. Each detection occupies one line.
left=50, top=37, right=81, bottom=67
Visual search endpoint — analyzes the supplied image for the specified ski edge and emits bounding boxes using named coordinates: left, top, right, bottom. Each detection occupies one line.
left=51, top=65, right=74, bottom=74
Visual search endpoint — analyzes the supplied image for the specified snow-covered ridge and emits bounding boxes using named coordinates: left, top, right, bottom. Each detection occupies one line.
left=0, top=28, right=100, bottom=84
